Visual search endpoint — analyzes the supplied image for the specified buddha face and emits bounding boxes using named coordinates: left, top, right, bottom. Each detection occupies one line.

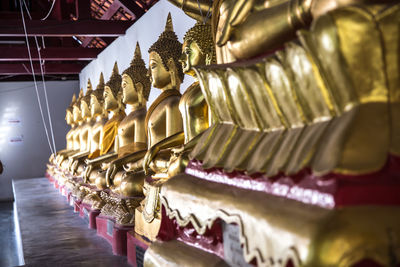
left=73, top=105, right=82, bottom=122
left=104, top=86, right=118, bottom=111
left=148, top=51, right=171, bottom=89
left=180, top=40, right=206, bottom=76
left=90, top=95, right=103, bottom=117
left=122, top=74, right=140, bottom=105
left=80, top=101, right=91, bottom=120
left=65, top=110, right=73, bottom=125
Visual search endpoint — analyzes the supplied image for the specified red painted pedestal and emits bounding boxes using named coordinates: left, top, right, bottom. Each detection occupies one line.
left=74, top=199, right=81, bottom=213
left=96, top=215, right=133, bottom=256
left=127, top=231, right=150, bottom=267
left=78, top=203, right=100, bottom=229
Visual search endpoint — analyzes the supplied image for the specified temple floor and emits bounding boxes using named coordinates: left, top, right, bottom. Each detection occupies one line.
left=0, top=201, right=20, bottom=267
left=12, top=177, right=129, bottom=267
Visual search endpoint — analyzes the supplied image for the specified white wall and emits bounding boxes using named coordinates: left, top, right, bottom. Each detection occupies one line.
left=79, top=0, right=196, bottom=107
left=0, top=81, right=79, bottom=201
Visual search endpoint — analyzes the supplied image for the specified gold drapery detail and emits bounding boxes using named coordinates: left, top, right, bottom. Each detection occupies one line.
left=88, top=111, right=126, bottom=159
left=118, top=142, right=147, bottom=158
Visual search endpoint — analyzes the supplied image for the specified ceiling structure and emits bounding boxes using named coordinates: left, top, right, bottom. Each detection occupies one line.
left=0, top=0, right=157, bottom=81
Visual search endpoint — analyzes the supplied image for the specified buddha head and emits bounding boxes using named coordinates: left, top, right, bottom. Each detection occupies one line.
left=91, top=72, right=106, bottom=118
left=65, top=94, right=76, bottom=125
left=73, top=89, right=84, bottom=122
left=180, top=22, right=216, bottom=76
left=104, top=62, right=124, bottom=112
left=80, top=79, right=93, bottom=120
left=122, top=42, right=151, bottom=106
left=148, top=13, right=184, bottom=90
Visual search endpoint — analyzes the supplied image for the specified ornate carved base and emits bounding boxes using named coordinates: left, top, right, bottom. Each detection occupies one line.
left=99, top=191, right=142, bottom=226
left=81, top=187, right=105, bottom=211
left=160, top=173, right=400, bottom=267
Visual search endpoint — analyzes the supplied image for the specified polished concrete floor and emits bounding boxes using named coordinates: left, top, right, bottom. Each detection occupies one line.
left=0, top=201, right=21, bottom=267
left=12, top=177, right=130, bottom=267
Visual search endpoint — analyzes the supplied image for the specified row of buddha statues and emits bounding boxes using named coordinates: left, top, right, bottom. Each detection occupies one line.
left=47, top=13, right=214, bottom=233
left=47, top=0, right=400, bottom=265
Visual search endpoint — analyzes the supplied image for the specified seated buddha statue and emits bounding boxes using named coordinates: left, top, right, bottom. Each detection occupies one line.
left=70, top=73, right=108, bottom=178
left=126, top=13, right=184, bottom=240
left=100, top=42, right=151, bottom=195
left=47, top=94, right=77, bottom=178
left=95, top=43, right=152, bottom=224
left=83, top=62, right=126, bottom=187
left=142, top=22, right=215, bottom=178
left=66, top=80, right=95, bottom=174
left=57, top=89, right=85, bottom=176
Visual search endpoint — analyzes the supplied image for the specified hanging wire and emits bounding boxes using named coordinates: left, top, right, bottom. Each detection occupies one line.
left=41, top=0, right=57, bottom=21
left=205, top=0, right=212, bottom=22
left=19, top=0, right=55, bottom=155
left=35, top=38, right=57, bottom=154
left=196, top=0, right=212, bottom=24
left=22, top=0, right=57, bottom=154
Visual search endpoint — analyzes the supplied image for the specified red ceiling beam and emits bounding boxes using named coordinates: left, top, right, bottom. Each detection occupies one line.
left=81, top=1, right=123, bottom=47
left=0, top=20, right=133, bottom=37
left=75, top=0, right=91, bottom=19
left=0, top=12, right=42, bottom=19
left=0, top=47, right=102, bottom=61
left=117, top=0, right=145, bottom=17
left=102, top=1, right=123, bottom=19
left=0, top=63, right=84, bottom=75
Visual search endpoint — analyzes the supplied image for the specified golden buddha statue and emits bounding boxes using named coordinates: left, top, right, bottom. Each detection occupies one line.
left=70, top=73, right=108, bottom=178
left=57, top=89, right=85, bottom=176
left=142, top=22, right=215, bottom=178
left=102, top=43, right=151, bottom=193
left=83, top=62, right=126, bottom=188
left=144, top=2, right=400, bottom=267
left=168, top=0, right=385, bottom=63
left=130, top=13, right=184, bottom=240
left=67, top=80, right=95, bottom=173
left=97, top=43, right=152, bottom=224
left=47, top=94, right=77, bottom=178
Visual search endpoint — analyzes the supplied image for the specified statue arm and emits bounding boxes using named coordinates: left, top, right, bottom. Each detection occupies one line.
left=69, top=150, right=91, bottom=160
left=70, top=151, right=91, bottom=160
left=167, top=0, right=213, bottom=23
left=105, top=149, right=148, bottom=186
left=84, top=152, right=118, bottom=166
left=143, top=131, right=185, bottom=174
left=182, top=131, right=202, bottom=152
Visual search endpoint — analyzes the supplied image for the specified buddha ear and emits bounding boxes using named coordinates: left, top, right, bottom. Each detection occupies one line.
left=205, top=53, right=212, bottom=65
left=167, top=58, right=180, bottom=89
left=135, top=82, right=144, bottom=104
left=117, top=90, right=123, bottom=102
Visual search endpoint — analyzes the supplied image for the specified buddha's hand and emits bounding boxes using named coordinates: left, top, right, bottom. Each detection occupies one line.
left=71, top=160, right=79, bottom=175
left=58, top=155, right=65, bottom=165
left=143, top=146, right=160, bottom=175
left=217, top=0, right=255, bottom=46
left=83, top=164, right=92, bottom=183
left=67, top=157, right=74, bottom=169
left=171, top=145, right=185, bottom=156
left=101, top=162, right=110, bottom=170
left=106, top=163, right=117, bottom=188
